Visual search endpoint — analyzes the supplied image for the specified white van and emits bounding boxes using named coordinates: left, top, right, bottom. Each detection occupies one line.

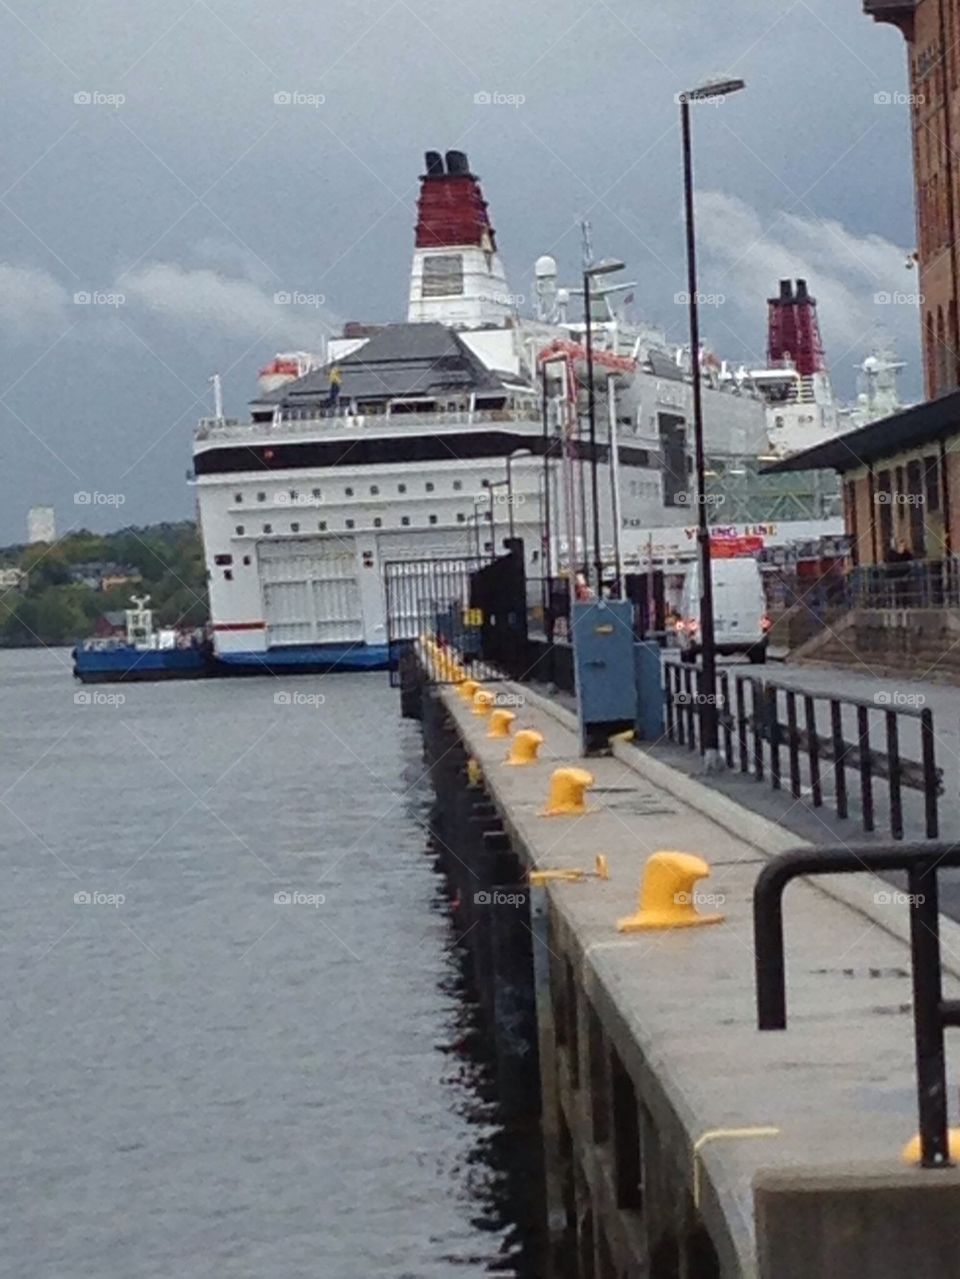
left=676, top=557, right=769, bottom=664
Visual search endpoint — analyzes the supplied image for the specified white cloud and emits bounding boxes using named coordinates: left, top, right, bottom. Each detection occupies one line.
left=694, top=191, right=919, bottom=382
left=119, top=262, right=332, bottom=350
left=0, top=263, right=70, bottom=333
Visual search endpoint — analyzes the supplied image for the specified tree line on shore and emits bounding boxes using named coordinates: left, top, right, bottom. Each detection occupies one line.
left=0, top=521, right=209, bottom=646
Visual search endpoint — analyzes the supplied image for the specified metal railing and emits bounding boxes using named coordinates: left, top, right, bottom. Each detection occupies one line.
left=851, top=557, right=960, bottom=610
left=663, top=665, right=942, bottom=839
left=195, top=406, right=540, bottom=441
left=755, top=845, right=960, bottom=1168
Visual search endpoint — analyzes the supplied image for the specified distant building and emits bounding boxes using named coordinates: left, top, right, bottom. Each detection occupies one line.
left=93, top=611, right=127, bottom=639
left=27, top=505, right=56, bottom=545
left=0, top=567, right=26, bottom=590
left=69, top=562, right=142, bottom=592
left=864, top=0, right=959, bottom=396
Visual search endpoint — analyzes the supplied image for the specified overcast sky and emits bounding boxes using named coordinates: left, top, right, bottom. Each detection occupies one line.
left=0, top=0, right=917, bottom=543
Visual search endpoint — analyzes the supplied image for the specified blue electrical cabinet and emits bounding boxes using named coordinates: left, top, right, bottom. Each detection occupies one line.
left=571, top=600, right=637, bottom=754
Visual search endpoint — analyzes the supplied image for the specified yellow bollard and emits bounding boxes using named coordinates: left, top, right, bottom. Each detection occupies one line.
left=487, top=709, right=516, bottom=738
left=472, top=689, right=495, bottom=716
left=505, top=729, right=544, bottom=766
left=460, top=679, right=480, bottom=704
left=540, top=767, right=594, bottom=816
left=617, top=851, right=724, bottom=932
left=901, top=1130, right=960, bottom=1164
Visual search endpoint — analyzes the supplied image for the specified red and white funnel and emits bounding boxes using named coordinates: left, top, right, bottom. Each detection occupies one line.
left=408, top=150, right=513, bottom=327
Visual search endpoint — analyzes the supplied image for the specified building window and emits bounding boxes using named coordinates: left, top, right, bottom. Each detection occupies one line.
left=429, top=514, right=438, bottom=525
left=401, top=516, right=410, bottom=526
left=398, top=483, right=407, bottom=494
left=346, top=519, right=355, bottom=530
left=257, top=491, right=266, bottom=502
left=291, top=522, right=300, bottom=532
left=370, top=485, right=379, bottom=495
left=453, top=480, right=462, bottom=491
left=374, top=517, right=382, bottom=528
left=457, top=513, right=466, bottom=523
left=345, top=487, right=354, bottom=497
left=234, top=492, right=243, bottom=503
left=319, top=521, right=327, bottom=531
left=235, top=525, right=244, bottom=535
left=924, top=454, right=941, bottom=511
left=263, top=523, right=272, bottom=534
left=425, top=481, right=434, bottom=492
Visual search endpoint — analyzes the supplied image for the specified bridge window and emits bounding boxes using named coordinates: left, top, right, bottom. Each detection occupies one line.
left=426, top=481, right=435, bottom=492
left=235, top=525, right=244, bottom=535
left=318, top=521, right=327, bottom=531
left=346, top=519, right=355, bottom=530
left=457, top=513, right=466, bottom=523
left=262, top=523, right=272, bottom=534
left=398, top=483, right=407, bottom=493
left=402, top=516, right=410, bottom=526
left=234, top=492, right=242, bottom=503
left=429, top=514, right=438, bottom=525
left=370, top=485, right=379, bottom=495
left=257, top=491, right=266, bottom=502
left=374, top=517, right=382, bottom=528
left=453, top=480, right=462, bottom=491
left=345, top=487, right=354, bottom=497
left=291, top=522, right=300, bottom=533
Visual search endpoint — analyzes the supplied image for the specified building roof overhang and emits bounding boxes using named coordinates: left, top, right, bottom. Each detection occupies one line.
left=763, top=389, right=960, bottom=475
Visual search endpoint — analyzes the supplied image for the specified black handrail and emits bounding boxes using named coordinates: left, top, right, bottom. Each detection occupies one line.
left=754, top=844, right=960, bottom=1168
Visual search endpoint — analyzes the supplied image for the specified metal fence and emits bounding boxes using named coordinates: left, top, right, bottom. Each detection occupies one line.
left=663, top=664, right=942, bottom=839
left=851, top=557, right=960, bottom=610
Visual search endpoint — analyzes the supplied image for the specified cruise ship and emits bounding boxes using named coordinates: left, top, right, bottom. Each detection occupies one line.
left=191, top=149, right=841, bottom=674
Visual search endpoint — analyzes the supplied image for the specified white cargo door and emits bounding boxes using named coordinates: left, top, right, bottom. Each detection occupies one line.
left=259, top=538, right=362, bottom=646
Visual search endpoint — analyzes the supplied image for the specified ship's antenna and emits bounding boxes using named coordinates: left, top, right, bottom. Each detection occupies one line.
left=580, top=219, right=595, bottom=270
left=210, top=373, right=224, bottom=421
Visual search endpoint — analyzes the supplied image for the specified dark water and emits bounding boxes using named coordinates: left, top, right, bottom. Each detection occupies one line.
left=0, top=649, right=529, bottom=1278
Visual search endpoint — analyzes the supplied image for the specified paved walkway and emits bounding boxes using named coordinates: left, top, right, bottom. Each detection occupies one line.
left=441, top=677, right=960, bottom=1275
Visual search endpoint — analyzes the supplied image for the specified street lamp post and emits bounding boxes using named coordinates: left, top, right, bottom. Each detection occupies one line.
left=583, top=258, right=625, bottom=594
left=679, top=77, right=745, bottom=773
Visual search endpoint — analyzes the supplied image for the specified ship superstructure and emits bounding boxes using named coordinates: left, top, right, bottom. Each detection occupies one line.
left=192, top=150, right=842, bottom=673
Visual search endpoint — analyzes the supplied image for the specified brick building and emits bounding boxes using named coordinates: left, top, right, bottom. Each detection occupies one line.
left=866, top=0, right=960, bottom=396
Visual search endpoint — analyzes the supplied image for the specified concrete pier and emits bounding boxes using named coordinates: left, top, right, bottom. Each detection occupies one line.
left=416, top=663, right=960, bottom=1278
